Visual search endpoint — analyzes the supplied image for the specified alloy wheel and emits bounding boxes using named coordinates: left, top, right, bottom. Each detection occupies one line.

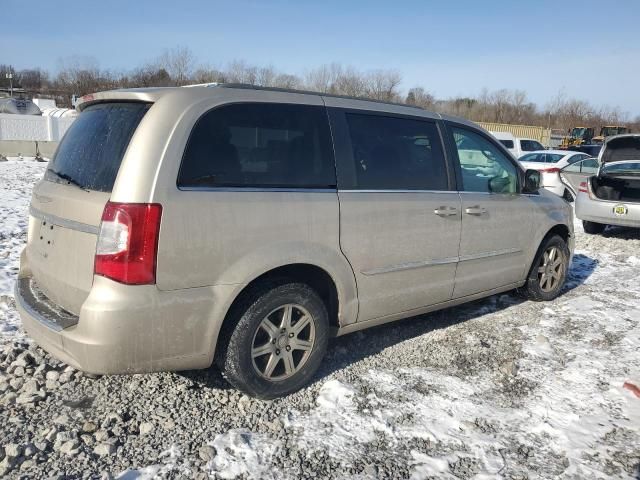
left=537, top=246, right=565, bottom=292
left=251, top=304, right=316, bottom=381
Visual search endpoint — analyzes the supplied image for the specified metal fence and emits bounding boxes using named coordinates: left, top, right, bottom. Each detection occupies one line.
left=0, top=113, right=75, bottom=142
left=476, top=121, right=552, bottom=147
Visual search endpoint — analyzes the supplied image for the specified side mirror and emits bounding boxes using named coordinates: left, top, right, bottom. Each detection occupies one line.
left=523, top=169, right=541, bottom=193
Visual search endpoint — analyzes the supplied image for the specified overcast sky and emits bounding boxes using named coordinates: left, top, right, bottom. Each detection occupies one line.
left=4, top=0, right=640, bottom=116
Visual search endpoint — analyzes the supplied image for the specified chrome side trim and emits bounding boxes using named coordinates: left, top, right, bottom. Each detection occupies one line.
left=339, top=189, right=455, bottom=194
left=361, top=257, right=459, bottom=276
left=361, top=248, right=522, bottom=276
left=29, top=206, right=99, bottom=235
left=178, top=186, right=337, bottom=193
left=459, top=248, right=522, bottom=262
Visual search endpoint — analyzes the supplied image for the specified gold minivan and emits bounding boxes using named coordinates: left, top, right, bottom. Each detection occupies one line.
left=16, top=85, right=574, bottom=398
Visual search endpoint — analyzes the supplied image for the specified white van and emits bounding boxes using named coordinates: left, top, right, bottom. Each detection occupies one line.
left=490, top=131, right=545, bottom=158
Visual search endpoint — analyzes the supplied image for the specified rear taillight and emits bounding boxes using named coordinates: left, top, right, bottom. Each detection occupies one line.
left=579, top=180, right=595, bottom=199
left=540, top=167, right=560, bottom=173
left=95, top=202, right=162, bottom=285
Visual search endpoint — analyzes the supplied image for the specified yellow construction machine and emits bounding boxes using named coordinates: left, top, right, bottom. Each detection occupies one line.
left=560, top=127, right=594, bottom=149
left=592, top=125, right=630, bottom=144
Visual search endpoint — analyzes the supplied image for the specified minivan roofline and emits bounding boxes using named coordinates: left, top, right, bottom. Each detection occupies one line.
left=75, top=83, right=480, bottom=129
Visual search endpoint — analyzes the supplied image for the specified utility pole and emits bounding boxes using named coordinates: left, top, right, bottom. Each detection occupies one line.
left=5, top=72, right=13, bottom=97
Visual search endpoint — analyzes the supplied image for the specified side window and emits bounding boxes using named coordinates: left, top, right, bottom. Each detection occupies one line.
left=344, top=113, right=448, bottom=190
left=582, top=158, right=599, bottom=173
left=564, top=158, right=599, bottom=173
left=452, top=127, right=518, bottom=194
left=178, top=103, right=336, bottom=188
left=563, top=161, right=582, bottom=173
left=520, top=140, right=542, bottom=152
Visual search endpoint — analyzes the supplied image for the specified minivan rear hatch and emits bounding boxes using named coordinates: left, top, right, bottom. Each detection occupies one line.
left=26, top=102, right=150, bottom=315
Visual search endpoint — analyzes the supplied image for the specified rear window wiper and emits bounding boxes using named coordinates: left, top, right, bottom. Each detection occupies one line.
left=49, top=170, right=90, bottom=192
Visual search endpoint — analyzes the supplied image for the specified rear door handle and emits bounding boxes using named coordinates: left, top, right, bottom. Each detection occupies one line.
left=434, top=206, right=459, bottom=217
left=465, top=205, right=486, bottom=216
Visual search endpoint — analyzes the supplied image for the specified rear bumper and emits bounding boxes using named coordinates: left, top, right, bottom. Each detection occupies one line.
left=575, top=194, right=640, bottom=228
left=16, top=274, right=240, bottom=374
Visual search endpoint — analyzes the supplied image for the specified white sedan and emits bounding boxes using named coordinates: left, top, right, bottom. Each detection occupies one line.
left=519, top=150, right=593, bottom=200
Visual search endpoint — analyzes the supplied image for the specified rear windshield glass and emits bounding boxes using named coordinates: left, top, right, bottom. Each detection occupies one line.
left=46, top=102, right=150, bottom=192
left=519, top=153, right=565, bottom=163
left=499, top=140, right=514, bottom=149
left=602, top=162, right=640, bottom=175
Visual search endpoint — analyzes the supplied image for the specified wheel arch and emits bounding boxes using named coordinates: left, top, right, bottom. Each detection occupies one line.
left=212, top=261, right=357, bottom=366
left=524, top=223, right=571, bottom=279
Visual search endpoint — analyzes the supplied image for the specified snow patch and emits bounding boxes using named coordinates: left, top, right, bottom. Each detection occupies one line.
left=316, top=378, right=356, bottom=409
left=206, top=430, right=279, bottom=480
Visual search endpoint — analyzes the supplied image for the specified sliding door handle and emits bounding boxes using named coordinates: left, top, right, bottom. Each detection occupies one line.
left=434, top=206, right=459, bottom=217
left=465, top=205, right=487, bottom=216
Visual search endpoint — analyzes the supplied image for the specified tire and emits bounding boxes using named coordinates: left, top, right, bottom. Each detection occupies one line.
left=216, top=281, right=329, bottom=399
left=583, top=220, right=606, bottom=235
left=518, top=234, right=570, bottom=302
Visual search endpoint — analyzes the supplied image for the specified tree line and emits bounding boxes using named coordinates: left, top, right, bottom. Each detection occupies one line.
left=1, top=46, right=637, bottom=133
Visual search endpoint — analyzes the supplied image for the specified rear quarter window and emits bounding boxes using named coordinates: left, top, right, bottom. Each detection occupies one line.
left=520, top=140, right=544, bottom=151
left=178, top=103, right=336, bottom=189
left=46, top=102, right=150, bottom=192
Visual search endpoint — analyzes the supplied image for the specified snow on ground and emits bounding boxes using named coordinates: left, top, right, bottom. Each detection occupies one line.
left=0, top=159, right=638, bottom=479
left=0, top=159, right=47, bottom=336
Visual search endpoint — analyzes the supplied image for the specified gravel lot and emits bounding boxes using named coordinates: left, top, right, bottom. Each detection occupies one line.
left=1, top=160, right=639, bottom=479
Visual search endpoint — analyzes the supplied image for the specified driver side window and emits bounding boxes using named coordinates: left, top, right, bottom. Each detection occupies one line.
left=452, top=127, right=518, bottom=194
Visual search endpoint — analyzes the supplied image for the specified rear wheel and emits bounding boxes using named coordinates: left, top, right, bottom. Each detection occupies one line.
left=217, top=281, right=329, bottom=399
left=518, top=235, right=570, bottom=301
left=583, top=220, right=606, bottom=235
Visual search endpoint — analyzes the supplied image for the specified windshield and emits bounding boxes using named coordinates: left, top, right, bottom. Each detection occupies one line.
left=600, top=126, right=626, bottom=137
left=519, top=153, right=565, bottom=163
left=571, top=128, right=587, bottom=138
left=602, top=162, right=640, bottom=175
left=45, top=102, right=150, bottom=192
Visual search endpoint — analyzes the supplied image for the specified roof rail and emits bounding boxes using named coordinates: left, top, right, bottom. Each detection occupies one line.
left=183, top=82, right=425, bottom=110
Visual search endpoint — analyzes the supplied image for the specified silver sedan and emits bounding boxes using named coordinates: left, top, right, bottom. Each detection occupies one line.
left=573, top=135, right=640, bottom=234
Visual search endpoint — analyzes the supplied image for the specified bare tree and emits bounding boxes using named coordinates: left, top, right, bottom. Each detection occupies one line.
left=192, top=66, right=227, bottom=84
left=334, top=66, right=367, bottom=97
left=157, top=46, right=195, bottom=86
left=304, top=63, right=342, bottom=93
left=227, top=60, right=258, bottom=84
left=53, top=56, right=116, bottom=106
left=364, top=69, right=402, bottom=102
left=273, top=73, right=301, bottom=89
left=406, top=87, right=435, bottom=109
left=128, top=65, right=172, bottom=87
left=7, top=50, right=636, bottom=133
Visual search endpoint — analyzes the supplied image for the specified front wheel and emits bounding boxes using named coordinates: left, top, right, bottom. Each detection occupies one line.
left=583, top=220, right=606, bottom=235
left=518, top=235, right=570, bottom=301
left=217, top=281, right=329, bottom=399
